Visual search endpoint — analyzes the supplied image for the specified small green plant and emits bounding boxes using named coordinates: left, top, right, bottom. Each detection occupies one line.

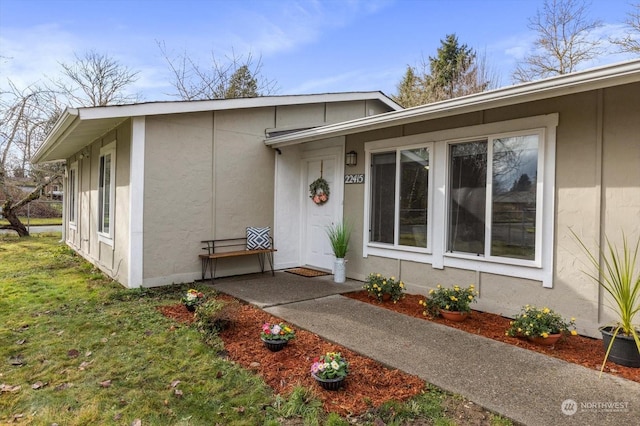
left=326, top=221, right=351, bottom=258
left=506, top=305, right=577, bottom=339
left=260, top=322, right=296, bottom=341
left=420, top=284, right=478, bottom=315
left=181, top=288, right=205, bottom=309
left=310, top=352, right=349, bottom=380
left=363, top=272, right=405, bottom=302
left=194, top=298, right=239, bottom=344
left=573, top=230, right=640, bottom=374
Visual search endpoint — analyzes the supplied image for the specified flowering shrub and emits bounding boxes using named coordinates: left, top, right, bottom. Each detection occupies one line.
left=363, top=273, right=405, bottom=302
left=420, top=284, right=477, bottom=315
left=310, top=352, right=348, bottom=380
left=506, top=305, right=577, bottom=338
left=260, top=322, right=296, bottom=341
left=181, top=289, right=205, bottom=309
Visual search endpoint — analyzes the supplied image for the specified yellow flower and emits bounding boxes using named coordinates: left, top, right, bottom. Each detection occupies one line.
left=541, top=332, right=549, bottom=338
left=399, top=282, right=404, bottom=288
left=542, top=307, right=550, bottom=314
left=571, top=317, right=576, bottom=322
left=445, top=305, right=450, bottom=310
left=429, top=289, right=434, bottom=295
left=537, top=314, right=542, bottom=319
left=468, top=295, right=473, bottom=300
left=376, top=273, right=381, bottom=277
left=450, top=296, right=457, bottom=301
left=469, top=284, right=474, bottom=288
left=517, top=328, right=522, bottom=333
left=382, top=281, right=387, bottom=285
left=437, top=284, right=441, bottom=289
left=522, top=314, right=527, bottom=318
left=391, top=276, right=395, bottom=280
left=454, top=285, right=460, bottom=291
left=423, top=311, right=427, bottom=316
left=571, top=330, right=578, bottom=336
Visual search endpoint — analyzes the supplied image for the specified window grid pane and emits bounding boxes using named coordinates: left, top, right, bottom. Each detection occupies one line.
left=399, top=148, right=429, bottom=248
left=491, top=135, right=538, bottom=260
left=370, top=152, right=396, bottom=244
left=448, top=141, right=487, bottom=255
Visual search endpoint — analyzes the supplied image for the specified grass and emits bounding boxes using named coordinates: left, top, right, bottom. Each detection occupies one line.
left=0, top=217, right=62, bottom=226
left=0, top=234, right=513, bottom=425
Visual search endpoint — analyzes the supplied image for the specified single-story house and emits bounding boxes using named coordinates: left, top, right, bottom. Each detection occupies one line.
left=33, top=61, right=639, bottom=337
left=32, top=92, right=400, bottom=287
left=264, top=60, right=639, bottom=338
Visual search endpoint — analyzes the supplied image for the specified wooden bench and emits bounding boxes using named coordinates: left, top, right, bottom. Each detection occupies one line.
left=199, top=238, right=276, bottom=282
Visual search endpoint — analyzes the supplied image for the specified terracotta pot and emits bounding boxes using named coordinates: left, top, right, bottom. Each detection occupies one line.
left=439, top=309, right=469, bottom=322
left=261, top=337, right=288, bottom=352
left=528, top=333, right=562, bottom=346
left=382, top=294, right=392, bottom=302
left=312, top=373, right=345, bottom=391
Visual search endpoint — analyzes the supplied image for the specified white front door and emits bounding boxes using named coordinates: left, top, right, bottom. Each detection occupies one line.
left=302, top=150, right=342, bottom=271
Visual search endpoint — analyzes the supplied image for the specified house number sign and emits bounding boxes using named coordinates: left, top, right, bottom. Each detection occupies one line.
left=344, top=174, right=364, bottom=184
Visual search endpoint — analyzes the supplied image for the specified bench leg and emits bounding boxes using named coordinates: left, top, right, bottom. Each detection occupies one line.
left=267, top=251, right=275, bottom=276
left=257, top=253, right=265, bottom=273
left=201, top=257, right=210, bottom=281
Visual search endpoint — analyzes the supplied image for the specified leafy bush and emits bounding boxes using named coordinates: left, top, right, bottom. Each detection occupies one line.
left=506, top=305, right=577, bottom=338
left=421, top=284, right=477, bottom=315
left=363, top=273, right=405, bottom=302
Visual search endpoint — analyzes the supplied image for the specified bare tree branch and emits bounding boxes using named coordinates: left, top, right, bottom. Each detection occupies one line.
left=513, top=0, right=603, bottom=83
left=610, top=3, right=640, bottom=55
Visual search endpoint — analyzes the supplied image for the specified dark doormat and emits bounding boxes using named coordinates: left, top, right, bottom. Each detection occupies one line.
left=285, top=267, right=331, bottom=278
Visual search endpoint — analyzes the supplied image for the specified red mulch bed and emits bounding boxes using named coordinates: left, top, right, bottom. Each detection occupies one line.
left=158, top=291, right=639, bottom=417
left=158, top=298, right=425, bottom=416
left=344, top=291, right=640, bottom=384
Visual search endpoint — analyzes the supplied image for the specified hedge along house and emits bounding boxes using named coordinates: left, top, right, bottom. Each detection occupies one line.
left=32, top=93, right=401, bottom=288
left=268, top=61, right=640, bottom=338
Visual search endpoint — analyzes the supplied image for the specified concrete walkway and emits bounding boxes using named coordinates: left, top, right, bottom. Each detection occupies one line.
left=213, top=271, right=640, bottom=426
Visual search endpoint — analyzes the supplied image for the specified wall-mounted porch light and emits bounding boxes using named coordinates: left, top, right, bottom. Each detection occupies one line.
left=345, top=151, right=357, bottom=166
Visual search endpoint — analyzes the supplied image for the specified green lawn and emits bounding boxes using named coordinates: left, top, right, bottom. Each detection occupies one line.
left=0, top=234, right=512, bottom=426
left=0, top=217, right=62, bottom=226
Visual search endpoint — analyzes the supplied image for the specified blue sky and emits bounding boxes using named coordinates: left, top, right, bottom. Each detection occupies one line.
left=0, top=0, right=637, bottom=102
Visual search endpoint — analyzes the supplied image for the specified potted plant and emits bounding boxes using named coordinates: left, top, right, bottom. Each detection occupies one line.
left=326, top=221, right=351, bottom=283
left=310, top=352, right=348, bottom=390
left=363, top=273, right=405, bottom=302
left=181, top=288, right=205, bottom=312
left=420, top=284, right=478, bottom=321
left=506, top=305, right=577, bottom=346
left=573, top=231, right=640, bottom=371
left=260, top=322, right=296, bottom=352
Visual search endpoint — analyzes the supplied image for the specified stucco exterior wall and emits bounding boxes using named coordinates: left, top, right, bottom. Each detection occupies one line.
left=65, top=120, right=132, bottom=286
left=340, top=82, right=640, bottom=337
left=140, top=99, right=390, bottom=285
left=143, top=112, right=214, bottom=285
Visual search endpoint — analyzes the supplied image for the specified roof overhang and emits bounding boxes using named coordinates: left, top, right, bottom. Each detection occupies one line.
left=265, top=60, right=640, bottom=148
left=32, top=92, right=402, bottom=164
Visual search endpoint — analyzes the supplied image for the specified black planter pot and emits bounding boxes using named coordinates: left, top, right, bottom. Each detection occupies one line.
left=600, top=326, right=640, bottom=368
left=312, top=373, right=345, bottom=391
left=261, top=337, right=288, bottom=352
left=185, top=304, right=196, bottom=312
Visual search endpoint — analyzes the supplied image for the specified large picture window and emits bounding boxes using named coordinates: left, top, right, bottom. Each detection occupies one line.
left=98, top=143, right=115, bottom=242
left=447, top=132, right=540, bottom=261
left=370, top=146, right=431, bottom=250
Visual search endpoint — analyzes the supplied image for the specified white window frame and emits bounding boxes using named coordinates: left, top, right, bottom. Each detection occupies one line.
left=364, top=136, right=435, bottom=263
left=444, top=129, right=544, bottom=268
left=68, top=161, right=78, bottom=230
left=98, top=141, right=116, bottom=246
left=363, top=114, right=558, bottom=288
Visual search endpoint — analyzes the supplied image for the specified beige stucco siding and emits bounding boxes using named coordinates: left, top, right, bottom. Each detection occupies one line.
left=143, top=112, right=214, bottom=285
left=65, top=120, right=132, bottom=286
left=341, top=83, right=640, bottom=337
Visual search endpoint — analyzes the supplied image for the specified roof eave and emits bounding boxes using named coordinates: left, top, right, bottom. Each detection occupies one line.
left=31, top=108, right=79, bottom=164
left=265, top=60, right=640, bottom=148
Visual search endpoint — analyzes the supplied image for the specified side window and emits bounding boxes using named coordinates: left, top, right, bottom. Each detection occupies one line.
left=68, top=162, right=78, bottom=227
left=98, top=143, right=116, bottom=242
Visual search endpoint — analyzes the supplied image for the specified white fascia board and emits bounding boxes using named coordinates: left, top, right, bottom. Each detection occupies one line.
left=77, top=92, right=402, bottom=120
left=266, top=60, right=640, bottom=147
left=31, top=109, right=79, bottom=163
